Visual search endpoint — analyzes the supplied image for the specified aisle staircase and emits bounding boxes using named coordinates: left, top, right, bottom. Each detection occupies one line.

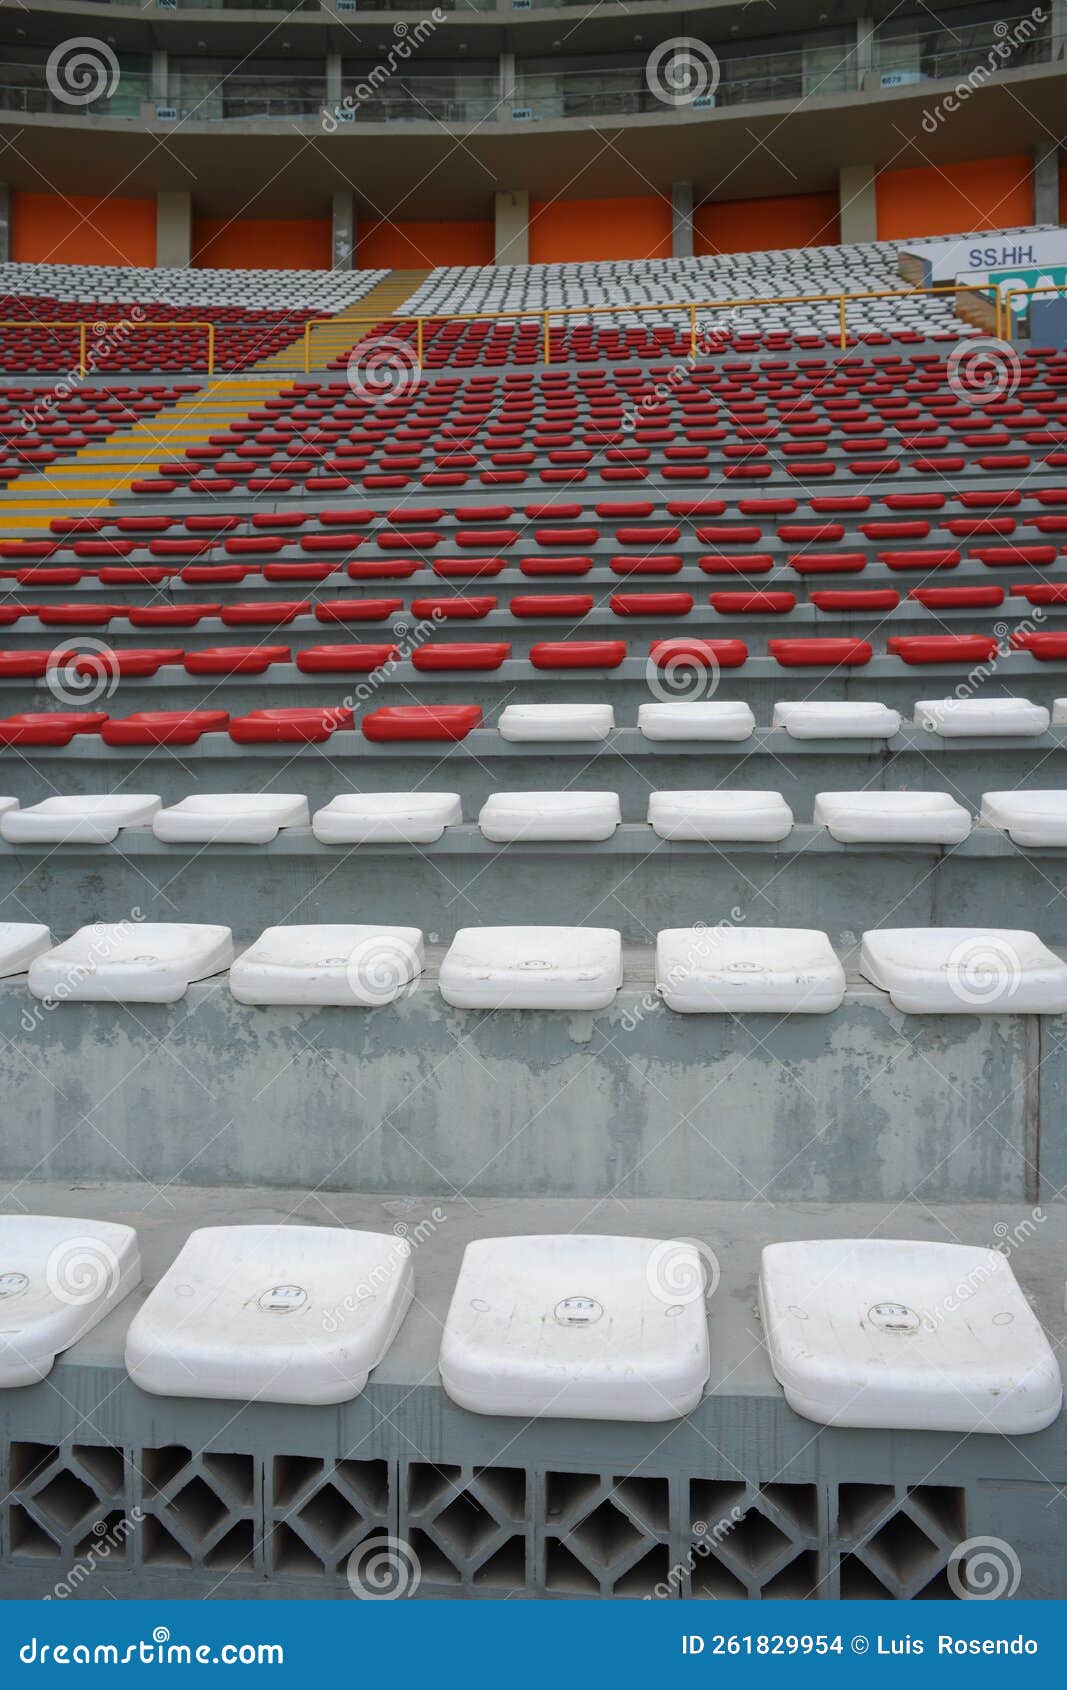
left=255, top=269, right=430, bottom=373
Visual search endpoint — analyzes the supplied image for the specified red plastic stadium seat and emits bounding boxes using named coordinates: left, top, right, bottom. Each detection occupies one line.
left=37, top=603, right=124, bottom=627
left=412, top=642, right=511, bottom=671
left=649, top=637, right=747, bottom=669
left=879, top=550, right=960, bottom=571
left=71, top=648, right=182, bottom=679
left=908, top=587, right=1005, bottom=609
left=699, top=554, right=774, bottom=574
left=101, top=710, right=229, bottom=746
left=610, top=592, right=694, bottom=616
left=1009, top=631, right=1067, bottom=659
left=768, top=638, right=872, bottom=667
left=0, top=711, right=106, bottom=746
left=128, top=604, right=222, bottom=628
left=410, top=597, right=497, bottom=619
left=219, top=601, right=310, bottom=627
left=184, top=646, right=290, bottom=675
left=520, top=556, right=593, bottom=577
left=229, top=708, right=354, bottom=743
left=788, top=553, right=867, bottom=574
left=361, top=704, right=482, bottom=742
left=0, top=649, right=75, bottom=678
left=970, top=546, right=1057, bottom=567
left=530, top=640, right=626, bottom=669
left=1009, top=584, right=1067, bottom=605
left=810, top=590, right=900, bottom=612
left=315, top=599, right=403, bottom=623
left=510, top=594, right=594, bottom=617
left=295, top=645, right=398, bottom=674
left=709, top=592, right=796, bottom=614
left=887, top=635, right=999, bottom=665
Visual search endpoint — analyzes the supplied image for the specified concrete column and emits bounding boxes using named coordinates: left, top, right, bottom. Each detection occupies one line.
left=1033, top=145, right=1061, bottom=225
left=156, top=191, right=191, bottom=269
left=326, top=52, right=343, bottom=107
left=332, top=189, right=356, bottom=271
left=856, top=16, right=875, bottom=88
left=0, top=184, right=9, bottom=265
left=151, top=48, right=168, bottom=102
left=671, top=182, right=694, bottom=259
left=495, top=189, right=529, bottom=266
left=838, top=163, right=878, bottom=245
left=499, top=51, right=516, bottom=105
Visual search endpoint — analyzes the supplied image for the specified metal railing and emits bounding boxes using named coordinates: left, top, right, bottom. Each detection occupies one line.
left=301, top=285, right=967, bottom=370
left=0, top=320, right=216, bottom=375
left=1000, top=285, right=1067, bottom=340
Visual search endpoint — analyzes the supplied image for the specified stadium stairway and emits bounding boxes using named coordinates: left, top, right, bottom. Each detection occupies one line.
left=254, top=271, right=431, bottom=374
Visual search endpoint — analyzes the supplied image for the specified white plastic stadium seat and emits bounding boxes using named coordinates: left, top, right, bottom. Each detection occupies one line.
left=648, top=791, right=792, bottom=842
left=497, top=704, right=614, bottom=741
left=638, top=702, right=755, bottom=741
left=0, top=1215, right=140, bottom=1388
left=656, top=927, right=845, bottom=1014
left=312, top=793, right=461, bottom=844
left=28, top=923, right=234, bottom=1004
left=980, top=791, right=1067, bottom=847
left=0, top=799, right=18, bottom=819
left=0, top=922, right=52, bottom=977
left=229, top=925, right=424, bottom=1006
left=916, top=698, right=1049, bottom=737
left=439, top=926, right=622, bottom=1010
left=2, top=795, right=160, bottom=845
left=438, top=1234, right=711, bottom=1420
left=773, top=702, right=901, bottom=739
left=153, top=795, right=309, bottom=845
left=759, top=1238, right=1062, bottom=1433
left=125, top=1224, right=412, bottom=1405
left=860, top=927, right=1067, bottom=1013
left=813, top=791, right=971, bottom=844
left=478, top=792, right=620, bottom=842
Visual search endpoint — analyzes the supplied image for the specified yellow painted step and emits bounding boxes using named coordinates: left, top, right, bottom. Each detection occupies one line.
left=255, top=270, right=430, bottom=373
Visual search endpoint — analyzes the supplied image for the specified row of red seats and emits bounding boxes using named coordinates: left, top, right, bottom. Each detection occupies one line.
left=3, top=632, right=1066, bottom=682
left=0, top=704, right=486, bottom=747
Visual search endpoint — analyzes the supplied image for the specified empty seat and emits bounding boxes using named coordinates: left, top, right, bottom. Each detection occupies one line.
left=362, top=705, right=482, bottom=741
left=229, top=925, right=424, bottom=1006
left=439, top=925, right=622, bottom=1010
left=152, top=795, right=310, bottom=845
left=981, top=791, right=1067, bottom=847
left=656, top=926, right=845, bottom=1013
left=772, top=701, right=901, bottom=739
left=0, top=1215, right=140, bottom=1387
left=438, top=1234, right=711, bottom=1420
left=813, top=791, right=971, bottom=844
left=648, top=791, right=792, bottom=842
left=125, top=1224, right=413, bottom=1405
left=637, top=702, right=755, bottom=741
left=478, top=791, right=620, bottom=842
left=28, top=923, right=234, bottom=1004
left=759, top=1239, right=1062, bottom=1433
left=313, top=793, right=461, bottom=844
left=0, top=921, right=52, bottom=977
left=860, top=927, right=1067, bottom=1013
left=497, top=703, right=613, bottom=741
left=915, top=698, right=1050, bottom=736
left=1, top=795, right=160, bottom=845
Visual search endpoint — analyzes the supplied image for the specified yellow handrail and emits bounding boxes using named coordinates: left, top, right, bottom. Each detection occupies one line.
left=1000, top=285, right=1065, bottom=341
left=302, top=284, right=967, bottom=372
left=0, top=319, right=215, bottom=376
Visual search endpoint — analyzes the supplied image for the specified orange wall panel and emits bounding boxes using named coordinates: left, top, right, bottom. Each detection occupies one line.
left=11, top=192, right=155, bottom=266
left=693, top=193, right=840, bottom=256
left=357, top=220, right=494, bottom=269
left=192, top=219, right=331, bottom=270
left=876, top=155, right=1033, bottom=241
left=529, top=197, right=672, bottom=264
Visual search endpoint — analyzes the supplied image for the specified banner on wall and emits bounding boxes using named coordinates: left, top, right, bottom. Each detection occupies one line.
left=904, top=230, right=1067, bottom=285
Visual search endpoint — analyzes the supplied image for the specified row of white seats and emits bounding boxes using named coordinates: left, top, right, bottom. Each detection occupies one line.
left=497, top=700, right=1066, bottom=741
left=3, top=1215, right=1059, bottom=1434
left=4, top=789, right=1066, bottom=846
left=4, top=920, right=1067, bottom=1013
left=0, top=262, right=388, bottom=314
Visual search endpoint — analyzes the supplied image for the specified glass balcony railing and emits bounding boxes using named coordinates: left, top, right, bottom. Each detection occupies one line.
left=0, top=19, right=1057, bottom=125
